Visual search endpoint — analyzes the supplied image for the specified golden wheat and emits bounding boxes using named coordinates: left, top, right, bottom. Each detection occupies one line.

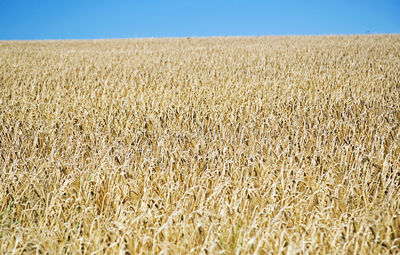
left=0, top=35, right=400, bottom=254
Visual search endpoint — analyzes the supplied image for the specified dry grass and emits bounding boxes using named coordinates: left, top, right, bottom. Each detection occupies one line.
left=0, top=34, right=400, bottom=254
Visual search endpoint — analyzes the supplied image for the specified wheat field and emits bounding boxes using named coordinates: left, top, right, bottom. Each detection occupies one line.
left=0, top=35, right=399, bottom=254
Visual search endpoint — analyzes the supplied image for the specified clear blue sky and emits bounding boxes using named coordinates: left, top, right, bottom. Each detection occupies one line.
left=0, top=0, right=399, bottom=40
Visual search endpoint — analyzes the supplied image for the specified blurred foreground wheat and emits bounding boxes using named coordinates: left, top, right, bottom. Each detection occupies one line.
left=1, top=35, right=400, bottom=254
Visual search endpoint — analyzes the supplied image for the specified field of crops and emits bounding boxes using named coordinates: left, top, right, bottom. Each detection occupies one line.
left=1, top=35, right=399, bottom=254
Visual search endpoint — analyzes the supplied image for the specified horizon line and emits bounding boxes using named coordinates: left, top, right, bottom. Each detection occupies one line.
left=1, top=32, right=399, bottom=42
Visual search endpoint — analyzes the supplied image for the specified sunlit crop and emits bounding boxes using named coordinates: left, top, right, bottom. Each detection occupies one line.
left=1, top=35, right=399, bottom=254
